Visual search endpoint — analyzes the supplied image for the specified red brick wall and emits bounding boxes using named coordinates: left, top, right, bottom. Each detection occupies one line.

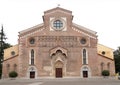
left=2, top=56, right=18, bottom=78
left=97, top=54, right=115, bottom=76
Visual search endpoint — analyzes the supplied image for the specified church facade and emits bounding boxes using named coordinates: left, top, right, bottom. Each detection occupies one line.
left=2, top=7, right=115, bottom=79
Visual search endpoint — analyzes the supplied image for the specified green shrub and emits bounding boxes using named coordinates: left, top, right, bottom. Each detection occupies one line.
left=101, top=70, right=110, bottom=76
left=9, top=71, right=18, bottom=78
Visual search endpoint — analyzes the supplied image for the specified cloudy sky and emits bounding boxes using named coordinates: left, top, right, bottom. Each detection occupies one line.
left=0, top=0, right=120, bottom=50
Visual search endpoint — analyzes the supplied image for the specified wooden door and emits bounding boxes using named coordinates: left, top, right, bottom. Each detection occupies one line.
left=83, top=71, right=88, bottom=78
left=56, top=68, right=62, bottom=78
left=30, top=71, right=35, bottom=78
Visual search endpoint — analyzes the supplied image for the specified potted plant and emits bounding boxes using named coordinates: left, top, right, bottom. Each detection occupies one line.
left=9, top=71, right=18, bottom=79
left=101, top=70, right=110, bottom=78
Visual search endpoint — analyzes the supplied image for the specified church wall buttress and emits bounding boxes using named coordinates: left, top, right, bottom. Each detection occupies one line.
left=18, top=37, right=29, bottom=77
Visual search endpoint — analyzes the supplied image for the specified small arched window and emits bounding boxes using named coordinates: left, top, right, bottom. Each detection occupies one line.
left=6, top=64, right=10, bottom=73
left=13, top=64, right=17, bottom=71
left=31, top=49, right=34, bottom=65
left=101, top=62, right=104, bottom=71
left=107, top=62, right=110, bottom=71
left=83, top=49, right=87, bottom=64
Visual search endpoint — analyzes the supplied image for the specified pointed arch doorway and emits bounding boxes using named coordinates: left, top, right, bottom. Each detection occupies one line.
left=55, top=60, right=63, bottom=78
left=50, top=48, right=67, bottom=78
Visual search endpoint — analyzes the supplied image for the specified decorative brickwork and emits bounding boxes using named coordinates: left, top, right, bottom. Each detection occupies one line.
left=2, top=7, right=115, bottom=79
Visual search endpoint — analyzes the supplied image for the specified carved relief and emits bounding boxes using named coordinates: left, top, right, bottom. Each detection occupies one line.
left=27, top=36, right=90, bottom=47
left=39, top=36, right=78, bottom=47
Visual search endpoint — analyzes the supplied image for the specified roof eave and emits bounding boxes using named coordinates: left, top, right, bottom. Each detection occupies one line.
left=19, top=23, right=44, bottom=35
left=73, top=23, right=97, bottom=35
left=44, top=7, right=72, bottom=14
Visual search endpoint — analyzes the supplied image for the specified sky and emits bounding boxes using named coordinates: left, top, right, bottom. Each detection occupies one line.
left=0, top=0, right=120, bottom=50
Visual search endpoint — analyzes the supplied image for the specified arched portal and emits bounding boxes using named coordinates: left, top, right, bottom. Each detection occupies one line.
left=51, top=48, right=67, bottom=78
left=27, top=66, right=37, bottom=79
left=80, top=65, right=91, bottom=78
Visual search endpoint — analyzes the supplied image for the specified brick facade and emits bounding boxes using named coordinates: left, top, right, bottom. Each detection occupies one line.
left=2, top=7, right=115, bottom=79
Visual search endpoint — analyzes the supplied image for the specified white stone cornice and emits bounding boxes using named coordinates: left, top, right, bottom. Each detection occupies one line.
left=20, top=27, right=45, bottom=39
left=45, top=9, right=72, bottom=15
left=72, top=27, right=97, bottom=39
left=19, top=23, right=44, bottom=34
left=73, top=23, right=97, bottom=35
left=44, top=7, right=72, bottom=15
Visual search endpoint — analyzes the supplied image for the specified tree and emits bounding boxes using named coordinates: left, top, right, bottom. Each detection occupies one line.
left=0, top=25, right=12, bottom=79
left=3, top=43, right=12, bottom=49
left=114, top=47, right=120, bottom=74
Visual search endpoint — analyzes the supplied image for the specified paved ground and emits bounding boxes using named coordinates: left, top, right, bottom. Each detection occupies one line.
left=0, top=78, right=120, bottom=85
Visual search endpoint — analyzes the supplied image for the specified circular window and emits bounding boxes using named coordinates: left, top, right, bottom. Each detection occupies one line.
left=51, top=19, right=65, bottom=31
left=11, top=51, right=15, bottom=56
left=29, top=38, right=35, bottom=44
left=102, top=51, right=106, bottom=55
left=53, top=20, right=63, bottom=29
left=80, top=38, right=87, bottom=44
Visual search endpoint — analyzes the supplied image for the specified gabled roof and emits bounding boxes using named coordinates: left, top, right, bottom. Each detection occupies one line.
left=19, top=7, right=97, bottom=38
left=44, top=7, right=72, bottom=15
left=98, top=54, right=114, bottom=60
left=19, top=23, right=44, bottom=35
left=97, top=44, right=114, bottom=59
left=73, top=23, right=97, bottom=36
left=4, top=44, right=19, bottom=60
left=3, top=55, right=18, bottom=61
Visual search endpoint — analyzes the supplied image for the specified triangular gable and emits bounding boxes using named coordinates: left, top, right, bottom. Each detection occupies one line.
left=44, top=7, right=72, bottom=15
left=72, top=23, right=97, bottom=39
left=97, top=44, right=114, bottom=59
left=19, top=7, right=97, bottom=39
left=19, top=23, right=44, bottom=37
left=4, top=44, right=19, bottom=60
left=19, top=8, right=72, bottom=37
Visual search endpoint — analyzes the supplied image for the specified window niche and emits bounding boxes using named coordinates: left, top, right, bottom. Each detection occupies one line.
left=11, top=51, right=15, bottom=56
left=13, top=64, right=17, bottom=71
left=53, top=20, right=63, bottom=29
left=29, top=38, right=35, bottom=44
left=80, top=37, right=88, bottom=46
left=81, top=38, right=87, bottom=44
left=102, top=51, right=106, bottom=55
left=82, top=49, right=88, bottom=65
left=51, top=18, right=65, bottom=31
left=31, top=49, right=34, bottom=65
